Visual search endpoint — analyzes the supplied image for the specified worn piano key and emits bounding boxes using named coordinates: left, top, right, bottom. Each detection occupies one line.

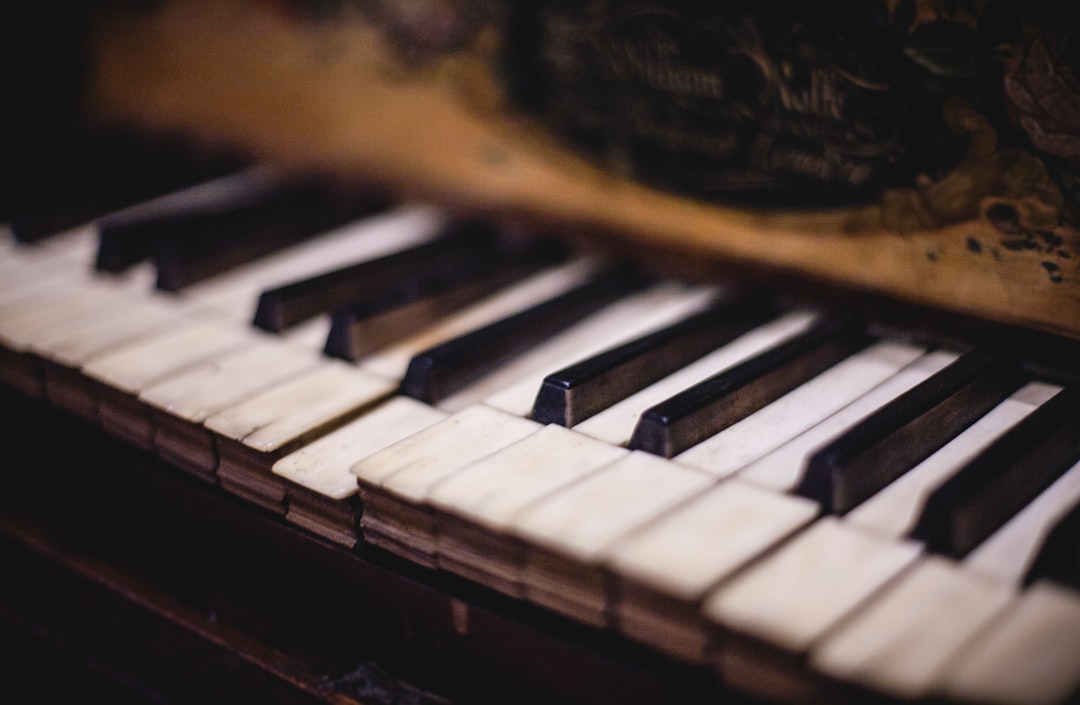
left=470, top=282, right=723, bottom=417
left=793, top=350, right=1025, bottom=512
left=940, top=581, right=1080, bottom=705
left=845, top=381, right=1061, bottom=538
left=428, top=425, right=629, bottom=596
left=28, top=295, right=204, bottom=419
left=629, top=312, right=870, bottom=457
left=153, top=178, right=389, bottom=291
left=701, top=518, right=922, bottom=700
left=605, top=480, right=819, bottom=661
left=94, top=167, right=291, bottom=273
left=0, top=270, right=157, bottom=396
left=272, top=397, right=448, bottom=547
left=1025, top=494, right=1080, bottom=590
left=202, top=362, right=397, bottom=513
left=353, top=405, right=542, bottom=567
left=675, top=339, right=925, bottom=478
left=81, top=314, right=257, bottom=448
left=737, top=349, right=959, bottom=493
left=514, top=452, right=714, bottom=626
left=399, top=265, right=648, bottom=404
left=255, top=221, right=505, bottom=332
left=911, top=384, right=1080, bottom=557
left=323, top=237, right=566, bottom=360
left=963, top=458, right=1080, bottom=586
left=181, top=203, right=444, bottom=324
left=359, top=258, right=598, bottom=381
left=529, top=293, right=775, bottom=427
left=571, top=310, right=817, bottom=446
left=139, top=339, right=325, bottom=479
left=808, top=556, right=1014, bottom=700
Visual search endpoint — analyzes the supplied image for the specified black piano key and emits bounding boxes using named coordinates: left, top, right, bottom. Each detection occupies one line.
left=1025, top=498, right=1080, bottom=590
left=399, top=265, right=650, bottom=404
left=529, top=292, right=778, bottom=427
left=324, top=238, right=567, bottom=360
left=794, top=350, right=1027, bottom=514
left=628, top=312, right=869, bottom=458
left=94, top=169, right=286, bottom=274
left=253, top=221, right=507, bottom=333
left=911, top=384, right=1080, bottom=558
left=153, top=179, right=391, bottom=292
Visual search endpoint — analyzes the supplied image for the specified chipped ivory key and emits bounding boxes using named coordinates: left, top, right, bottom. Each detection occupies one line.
left=204, top=361, right=396, bottom=513
left=272, top=396, right=448, bottom=548
left=428, top=424, right=629, bottom=596
left=605, top=480, right=819, bottom=661
left=514, top=451, right=714, bottom=626
left=352, top=405, right=541, bottom=567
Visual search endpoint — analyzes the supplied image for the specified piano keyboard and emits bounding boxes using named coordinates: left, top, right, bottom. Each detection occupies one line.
left=3, top=166, right=1080, bottom=705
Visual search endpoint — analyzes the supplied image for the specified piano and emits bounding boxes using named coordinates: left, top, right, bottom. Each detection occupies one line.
left=4, top=2, right=1080, bottom=704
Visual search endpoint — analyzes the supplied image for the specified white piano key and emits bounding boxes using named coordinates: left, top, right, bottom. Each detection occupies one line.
left=737, top=349, right=957, bottom=491
left=675, top=340, right=926, bottom=478
left=571, top=309, right=816, bottom=445
left=809, top=555, right=1014, bottom=699
left=203, top=361, right=395, bottom=453
left=516, top=451, right=715, bottom=564
left=609, top=481, right=819, bottom=602
left=429, top=425, right=628, bottom=594
left=206, top=361, right=397, bottom=512
left=139, top=338, right=323, bottom=423
left=271, top=396, right=446, bottom=547
left=941, top=581, right=1080, bottom=705
left=702, top=517, right=922, bottom=654
left=479, top=284, right=720, bottom=417
left=181, top=203, right=445, bottom=320
left=355, top=405, right=543, bottom=502
left=963, top=457, right=1080, bottom=585
left=81, top=313, right=254, bottom=393
left=273, top=396, right=448, bottom=501
left=845, top=382, right=1061, bottom=538
left=514, top=451, right=714, bottom=624
left=353, top=405, right=542, bottom=565
left=360, top=257, right=599, bottom=380
left=29, top=295, right=202, bottom=368
left=606, top=480, right=818, bottom=660
left=429, top=425, right=628, bottom=531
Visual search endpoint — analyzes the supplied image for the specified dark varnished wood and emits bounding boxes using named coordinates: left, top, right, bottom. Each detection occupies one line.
left=795, top=350, right=1027, bottom=514
left=911, top=384, right=1080, bottom=558
left=629, top=312, right=868, bottom=458
left=253, top=221, right=504, bottom=333
left=94, top=168, right=283, bottom=273
left=154, top=179, right=389, bottom=292
left=324, top=239, right=566, bottom=360
left=530, top=292, right=777, bottom=427
left=399, top=266, right=649, bottom=404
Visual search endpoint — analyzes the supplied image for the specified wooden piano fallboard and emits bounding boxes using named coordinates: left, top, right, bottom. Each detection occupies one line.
left=81, top=0, right=1080, bottom=340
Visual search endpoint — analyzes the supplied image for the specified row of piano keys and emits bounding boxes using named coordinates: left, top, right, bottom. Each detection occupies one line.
left=3, top=153, right=1080, bottom=705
